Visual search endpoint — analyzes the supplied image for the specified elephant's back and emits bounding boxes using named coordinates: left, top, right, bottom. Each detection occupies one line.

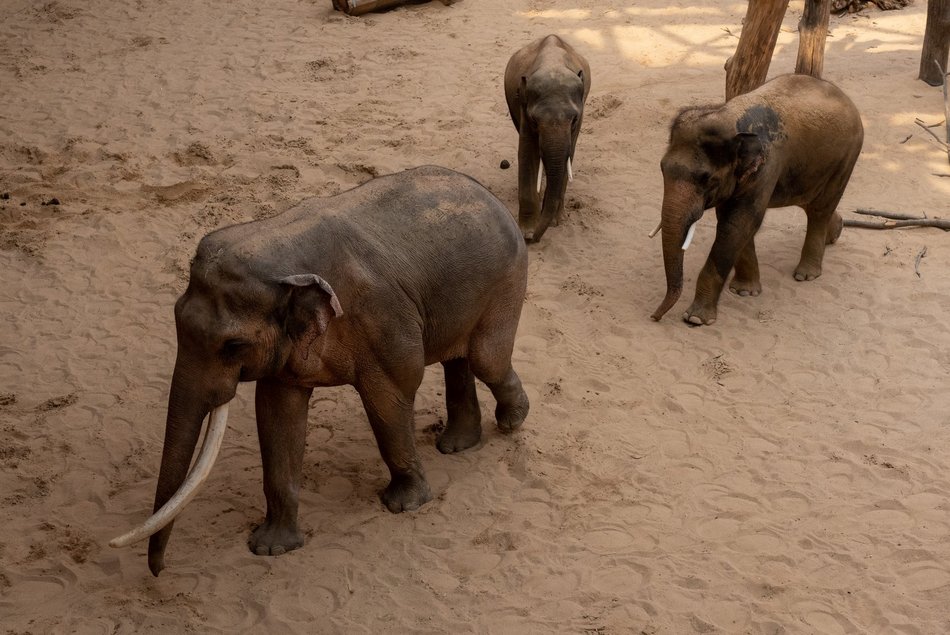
left=315, top=166, right=526, bottom=283
left=753, top=74, right=863, bottom=132
left=342, top=165, right=521, bottom=253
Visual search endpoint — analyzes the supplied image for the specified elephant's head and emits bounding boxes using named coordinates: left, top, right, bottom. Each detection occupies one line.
left=521, top=67, right=586, bottom=242
left=110, top=233, right=342, bottom=576
left=651, top=106, right=766, bottom=321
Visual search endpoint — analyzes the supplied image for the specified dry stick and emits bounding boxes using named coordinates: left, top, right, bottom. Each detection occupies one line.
left=843, top=218, right=950, bottom=230
left=915, top=246, right=928, bottom=277
left=855, top=208, right=927, bottom=220
left=915, top=119, right=949, bottom=150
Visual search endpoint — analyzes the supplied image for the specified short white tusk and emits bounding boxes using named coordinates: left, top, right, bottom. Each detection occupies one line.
left=109, top=402, right=231, bottom=548
left=681, top=222, right=698, bottom=250
left=537, top=158, right=543, bottom=193
left=567, top=156, right=574, bottom=182
left=648, top=220, right=662, bottom=239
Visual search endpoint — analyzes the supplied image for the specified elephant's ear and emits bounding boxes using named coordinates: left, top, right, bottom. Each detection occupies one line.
left=735, top=132, right=766, bottom=186
left=279, top=274, right=343, bottom=343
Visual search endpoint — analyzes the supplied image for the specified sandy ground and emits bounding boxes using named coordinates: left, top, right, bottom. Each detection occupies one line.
left=1, top=0, right=949, bottom=632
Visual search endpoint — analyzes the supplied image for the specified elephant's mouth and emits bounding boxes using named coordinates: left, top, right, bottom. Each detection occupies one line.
left=109, top=402, right=231, bottom=548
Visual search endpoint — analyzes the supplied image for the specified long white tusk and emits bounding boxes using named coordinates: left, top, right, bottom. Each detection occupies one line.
left=109, top=402, right=231, bottom=548
left=681, top=222, right=698, bottom=250
left=537, top=158, right=543, bottom=193
left=648, top=220, right=662, bottom=238
left=567, top=156, right=574, bottom=182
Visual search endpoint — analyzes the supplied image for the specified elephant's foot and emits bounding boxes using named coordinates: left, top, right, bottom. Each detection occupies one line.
left=380, top=471, right=432, bottom=513
left=826, top=212, right=843, bottom=245
left=248, top=519, right=304, bottom=556
left=728, top=276, right=762, bottom=297
left=495, top=388, right=529, bottom=433
left=683, top=302, right=717, bottom=326
left=437, top=417, right=481, bottom=454
left=793, top=262, right=822, bottom=282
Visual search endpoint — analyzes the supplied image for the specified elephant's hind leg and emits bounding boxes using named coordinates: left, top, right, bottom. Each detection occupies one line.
left=468, top=310, right=529, bottom=433
left=729, top=235, right=762, bottom=297
left=251, top=378, right=313, bottom=556
left=796, top=203, right=843, bottom=281
left=437, top=358, right=482, bottom=454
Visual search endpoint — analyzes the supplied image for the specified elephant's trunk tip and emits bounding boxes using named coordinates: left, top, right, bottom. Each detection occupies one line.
left=148, top=552, right=165, bottom=577
left=651, top=287, right=682, bottom=321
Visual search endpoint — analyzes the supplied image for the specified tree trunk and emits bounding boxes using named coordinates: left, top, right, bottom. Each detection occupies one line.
left=919, top=0, right=950, bottom=86
left=725, top=0, right=791, bottom=100
left=796, top=0, right=831, bottom=78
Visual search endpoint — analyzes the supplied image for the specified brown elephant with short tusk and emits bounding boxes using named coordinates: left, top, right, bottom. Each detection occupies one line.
left=110, top=166, right=530, bottom=575
left=650, top=74, right=863, bottom=326
left=504, top=34, right=591, bottom=243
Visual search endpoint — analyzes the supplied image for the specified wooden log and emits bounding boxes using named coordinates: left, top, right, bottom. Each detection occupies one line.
left=332, top=0, right=444, bottom=16
left=919, top=0, right=950, bottom=86
left=795, top=0, right=831, bottom=78
left=725, top=0, right=791, bottom=100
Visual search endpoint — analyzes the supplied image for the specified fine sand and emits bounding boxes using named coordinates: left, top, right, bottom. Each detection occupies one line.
left=2, top=0, right=950, bottom=632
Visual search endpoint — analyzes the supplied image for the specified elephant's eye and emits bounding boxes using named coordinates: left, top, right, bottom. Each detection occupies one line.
left=221, top=338, right=249, bottom=359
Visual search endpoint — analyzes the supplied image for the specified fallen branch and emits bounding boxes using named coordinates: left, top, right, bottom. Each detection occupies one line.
left=854, top=208, right=927, bottom=220
left=915, top=118, right=949, bottom=150
left=844, top=218, right=950, bottom=230
left=915, top=246, right=928, bottom=277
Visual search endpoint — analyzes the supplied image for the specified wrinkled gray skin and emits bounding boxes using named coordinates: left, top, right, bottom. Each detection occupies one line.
left=504, top=34, right=591, bottom=243
left=148, top=166, right=529, bottom=575
left=652, top=74, right=863, bottom=325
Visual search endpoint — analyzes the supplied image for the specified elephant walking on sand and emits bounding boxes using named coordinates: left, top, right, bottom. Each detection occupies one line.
left=651, top=74, right=863, bottom=325
left=111, top=166, right=530, bottom=575
left=504, top=34, right=591, bottom=243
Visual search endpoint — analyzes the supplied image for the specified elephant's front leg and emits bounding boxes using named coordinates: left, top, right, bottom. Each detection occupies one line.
left=357, top=373, right=431, bottom=513
left=729, top=234, right=762, bottom=297
left=251, top=378, right=314, bottom=556
left=686, top=207, right=764, bottom=325
left=517, top=129, right=541, bottom=242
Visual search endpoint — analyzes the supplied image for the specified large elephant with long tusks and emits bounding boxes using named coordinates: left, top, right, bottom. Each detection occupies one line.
left=110, top=166, right=530, bottom=575
left=650, top=74, right=863, bottom=326
left=504, top=34, right=591, bottom=243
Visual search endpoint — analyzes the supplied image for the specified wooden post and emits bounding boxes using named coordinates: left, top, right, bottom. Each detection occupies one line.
left=725, top=0, right=791, bottom=100
left=918, top=0, right=950, bottom=86
left=795, top=0, right=831, bottom=78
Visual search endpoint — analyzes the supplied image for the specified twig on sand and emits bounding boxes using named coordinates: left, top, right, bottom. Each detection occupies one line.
left=844, top=218, right=950, bottom=230
left=855, top=208, right=927, bottom=220
left=845, top=208, right=950, bottom=231
left=914, top=119, right=949, bottom=150
left=915, top=246, right=928, bottom=277
left=934, top=173, right=950, bottom=178
left=899, top=134, right=912, bottom=144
